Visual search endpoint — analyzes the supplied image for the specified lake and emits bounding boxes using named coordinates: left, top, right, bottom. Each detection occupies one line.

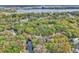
left=16, top=9, right=79, bottom=13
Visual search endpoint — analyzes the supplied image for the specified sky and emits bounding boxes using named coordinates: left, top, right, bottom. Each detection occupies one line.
left=0, top=0, right=79, bottom=5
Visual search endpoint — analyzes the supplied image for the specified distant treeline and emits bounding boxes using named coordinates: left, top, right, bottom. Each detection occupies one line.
left=29, top=7, right=79, bottom=9
left=0, top=5, right=79, bottom=10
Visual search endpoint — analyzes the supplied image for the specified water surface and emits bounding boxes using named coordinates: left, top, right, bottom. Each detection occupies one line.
left=16, top=9, right=79, bottom=13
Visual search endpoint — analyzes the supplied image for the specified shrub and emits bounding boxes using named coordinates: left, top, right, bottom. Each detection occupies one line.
left=45, top=34, right=72, bottom=53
